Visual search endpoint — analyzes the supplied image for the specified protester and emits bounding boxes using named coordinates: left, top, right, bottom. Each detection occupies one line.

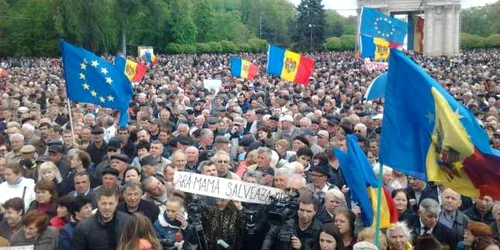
left=10, top=210, right=59, bottom=249
left=117, top=213, right=162, bottom=250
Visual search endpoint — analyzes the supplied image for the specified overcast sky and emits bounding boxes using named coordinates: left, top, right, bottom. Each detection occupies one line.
left=289, top=0, right=498, bottom=17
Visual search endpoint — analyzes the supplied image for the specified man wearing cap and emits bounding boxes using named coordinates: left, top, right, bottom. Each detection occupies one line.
left=19, top=145, right=37, bottom=179
left=307, top=163, right=336, bottom=204
left=312, top=130, right=330, bottom=155
left=139, top=155, right=164, bottom=180
left=227, top=116, right=247, bottom=159
left=109, top=154, right=131, bottom=183
left=147, top=118, right=160, bottom=141
left=48, top=144, right=71, bottom=178
left=276, top=115, right=302, bottom=147
left=87, top=127, right=108, bottom=166
left=92, top=168, right=122, bottom=206
left=93, top=137, right=123, bottom=185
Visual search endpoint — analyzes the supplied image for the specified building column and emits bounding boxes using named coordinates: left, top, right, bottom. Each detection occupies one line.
left=453, top=4, right=461, bottom=54
left=407, top=13, right=415, bottom=51
left=444, top=5, right=454, bottom=56
left=424, top=7, right=434, bottom=56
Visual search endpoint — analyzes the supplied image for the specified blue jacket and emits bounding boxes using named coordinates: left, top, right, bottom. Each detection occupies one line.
left=59, top=220, right=77, bottom=250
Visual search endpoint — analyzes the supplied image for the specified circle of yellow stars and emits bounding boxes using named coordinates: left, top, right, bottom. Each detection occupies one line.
left=80, top=58, right=115, bottom=104
left=373, top=17, right=396, bottom=39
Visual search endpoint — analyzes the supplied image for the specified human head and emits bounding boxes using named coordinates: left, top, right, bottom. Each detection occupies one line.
left=414, top=233, right=443, bottom=250
left=408, top=176, right=426, bottom=192
left=117, top=213, right=162, bottom=250
left=212, top=151, right=231, bottom=177
left=71, top=150, right=91, bottom=170
left=392, top=189, right=411, bottom=213
left=256, top=147, right=272, bottom=168
left=442, top=188, right=462, bottom=214
left=101, top=168, right=119, bottom=189
left=3, top=197, right=24, bottom=227
left=97, top=188, right=119, bottom=222
left=296, top=147, right=313, bottom=167
left=165, top=196, right=184, bottom=222
left=199, top=160, right=217, bottom=177
left=464, top=222, right=493, bottom=247
left=185, top=146, right=199, bottom=164
left=386, top=222, right=412, bottom=250
left=123, top=167, right=141, bottom=184
left=475, top=196, right=495, bottom=215
left=171, top=150, right=187, bottom=171
left=22, top=210, right=49, bottom=240
left=70, top=196, right=93, bottom=221
left=357, top=227, right=388, bottom=250
left=9, top=133, right=24, bottom=151
left=324, top=189, right=348, bottom=214
left=274, top=168, right=291, bottom=190
left=122, top=182, right=143, bottom=209
left=37, top=161, right=63, bottom=183
left=418, top=198, right=441, bottom=228
left=35, top=179, right=57, bottom=203
left=56, top=195, right=75, bottom=219
left=142, top=176, right=166, bottom=197
left=298, top=191, right=319, bottom=226
left=334, top=209, right=356, bottom=237
left=74, top=172, right=91, bottom=195
left=4, top=163, right=23, bottom=184
left=317, top=223, right=344, bottom=250
left=493, top=202, right=500, bottom=225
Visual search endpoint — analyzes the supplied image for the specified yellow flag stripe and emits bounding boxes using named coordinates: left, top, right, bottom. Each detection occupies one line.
left=368, top=187, right=392, bottom=229
left=124, top=60, right=138, bottom=82
left=280, top=50, right=301, bottom=82
left=241, top=60, right=251, bottom=79
left=426, top=87, right=479, bottom=198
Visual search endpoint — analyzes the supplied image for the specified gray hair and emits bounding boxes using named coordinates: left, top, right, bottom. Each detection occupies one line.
left=325, top=188, right=348, bottom=209
left=122, top=181, right=143, bottom=194
left=199, top=128, right=214, bottom=139
left=275, top=167, right=292, bottom=178
left=243, top=170, right=264, bottom=185
left=419, top=198, right=441, bottom=215
left=9, top=133, right=24, bottom=142
left=257, top=147, right=272, bottom=159
left=289, top=174, right=306, bottom=188
left=492, top=202, right=500, bottom=214
left=67, top=148, right=81, bottom=158
left=211, top=150, right=230, bottom=161
left=21, top=123, right=35, bottom=133
left=387, top=221, right=412, bottom=242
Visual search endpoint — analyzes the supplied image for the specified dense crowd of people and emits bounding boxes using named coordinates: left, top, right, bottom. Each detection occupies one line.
left=0, top=49, right=498, bottom=250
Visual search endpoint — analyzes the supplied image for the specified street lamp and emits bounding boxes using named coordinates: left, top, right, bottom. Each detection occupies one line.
left=309, top=24, right=314, bottom=52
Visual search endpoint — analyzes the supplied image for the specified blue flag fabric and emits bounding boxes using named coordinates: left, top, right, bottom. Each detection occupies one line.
left=60, top=40, right=133, bottom=127
left=334, top=135, right=379, bottom=226
left=360, top=7, right=407, bottom=45
left=365, top=72, right=388, bottom=101
left=378, top=49, right=499, bottom=184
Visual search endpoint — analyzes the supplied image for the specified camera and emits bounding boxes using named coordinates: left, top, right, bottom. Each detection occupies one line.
left=267, top=190, right=300, bottom=226
left=245, top=210, right=258, bottom=235
left=188, top=195, right=203, bottom=225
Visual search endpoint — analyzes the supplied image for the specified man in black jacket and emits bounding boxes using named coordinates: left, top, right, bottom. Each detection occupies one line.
left=71, top=187, right=131, bottom=250
left=411, top=198, right=459, bottom=250
left=117, top=181, right=159, bottom=222
left=262, top=191, right=322, bottom=250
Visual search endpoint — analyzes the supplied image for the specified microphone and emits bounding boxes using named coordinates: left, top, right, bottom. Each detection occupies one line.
left=175, top=231, right=183, bottom=243
left=217, top=239, right=231, bottom=249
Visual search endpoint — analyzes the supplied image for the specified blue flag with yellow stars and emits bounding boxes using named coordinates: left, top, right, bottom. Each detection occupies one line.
left=360, top=7, right=407, bottom=45
left=60, top=40, right=133, bottom=127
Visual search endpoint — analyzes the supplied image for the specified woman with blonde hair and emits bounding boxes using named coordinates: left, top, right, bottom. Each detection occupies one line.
left=117, top=213, right=162, bottom=250
left=386, top=222, right=413, bottom=250
left=37, top=161, right=64, bottom=195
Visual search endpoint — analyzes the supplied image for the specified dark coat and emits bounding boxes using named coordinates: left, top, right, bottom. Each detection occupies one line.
left=463, top=206, right=495, bottom=225
left=439, top=210, right=469, bottom=241
left=59, top=220, right=77, bottom=250
left=71, top=211, right=131, bottom=250
left=406, top=185, right=439, bottom=212
left=411, top=220, right=459, bottom=250
left=262, top=218, right=322, bottom=250
left=117, top=199, right=160, bottom=223
left=398, top=208, right=418, bottom=224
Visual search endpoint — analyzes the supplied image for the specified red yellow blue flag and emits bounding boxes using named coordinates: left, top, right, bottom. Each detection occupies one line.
left=266, top=44, right=315, bottom=85
left=230, top=57, right=258, bottom=80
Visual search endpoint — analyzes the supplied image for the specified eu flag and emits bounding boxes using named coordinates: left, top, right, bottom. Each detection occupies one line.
left=60, top=40, right=133, bottom=127
left=379, top=49, right=500, bottom=200
left=360, top=7, right=407, bottom=45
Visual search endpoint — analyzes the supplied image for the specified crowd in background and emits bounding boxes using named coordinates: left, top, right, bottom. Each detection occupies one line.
left=0, top=49, right=498, bottom=250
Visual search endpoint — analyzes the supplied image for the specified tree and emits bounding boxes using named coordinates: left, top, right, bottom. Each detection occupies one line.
left=166, top=0, right=197, bottom=44
left=324, top=37, right=342, bottom=51
left=292, top=0, right=326, bottom=52
left=462, top=2, right=500, bottom=37
left=193, top=0, right=214, bottom=42
left=325, top=10, right=344, bottom=37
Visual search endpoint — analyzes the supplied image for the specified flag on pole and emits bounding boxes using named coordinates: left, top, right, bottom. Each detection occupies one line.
left=360, top=34, right=393, bottom=60
left=230, top=56, right=258, bottom=80
left=378, top=49, right=500, bottom=200
left=60, top=40, right=133, bottom=127
left=266, top=44, right=315, bottom=85
left=114, top=56, right=147, bottom=83
left=360, top=7, right=407, bottom=45
left=335, top=135, right=398, bottom=228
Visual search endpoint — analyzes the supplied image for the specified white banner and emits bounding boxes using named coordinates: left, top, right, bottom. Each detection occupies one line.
left=0, top=246, right=34, bottom=250
left=203, top=79, right=222, bottom=94
left=174, top=172, right=286, bottom=204
left=364, top=61, right=388, bottom=71
left=138, top=46, right=154, bottom=58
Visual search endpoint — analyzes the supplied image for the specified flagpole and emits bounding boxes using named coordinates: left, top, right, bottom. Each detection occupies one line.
left=66, top=99, right=77, bottom=145
left=374, top=161, right=384, bottom=247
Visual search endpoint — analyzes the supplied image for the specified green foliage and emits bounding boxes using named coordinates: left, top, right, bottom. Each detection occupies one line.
left=486, top=34, right=500, bottom=47
left=460, top=33, right=486, bottom=49
left=220, top=40, right=238, bottom=53
left=195, top=43, right=212, bottom=53
left=166, top=43, right=184, bottom=54
left=324, top=37, right=342, bottom=51
left=462, top=2, right=500, bottom=37
left=292, top=0, right=326, bottom=52
left=167, top=0, right=198, bottom=44
left=208, top=41, right=223, bottom=53
left=340, top=35, right=356, bottom=50
left=248, top=38, right=267, bottom=52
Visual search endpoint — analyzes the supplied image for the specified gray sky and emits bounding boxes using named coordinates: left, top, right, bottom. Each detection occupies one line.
left=289, top=0, right=498, bottom=17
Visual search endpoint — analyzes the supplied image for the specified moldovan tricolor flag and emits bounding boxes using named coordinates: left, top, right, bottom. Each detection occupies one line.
left=230, top=57, right=258, bottom=80
left=266, top=44, right=315, bottom=85
left=114, top=56, right=147, bottom=83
